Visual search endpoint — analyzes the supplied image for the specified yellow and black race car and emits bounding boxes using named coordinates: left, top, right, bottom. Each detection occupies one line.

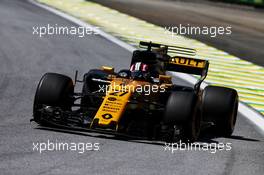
left=32, top=41, right=238, bottom=142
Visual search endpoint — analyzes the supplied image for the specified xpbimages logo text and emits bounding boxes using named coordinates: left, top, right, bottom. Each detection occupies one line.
left=32, top=140, right=100, bottom=154
left=96, top=81, right=166, bottom=96
left=164, top=141, right=232, bottom=154
left=32, top=24, right=100, bottom=37
left=165, top=24, right=232, bottom=38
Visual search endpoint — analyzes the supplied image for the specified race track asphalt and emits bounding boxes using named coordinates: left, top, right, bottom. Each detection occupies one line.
left=0, top=0, right=263, bottom=174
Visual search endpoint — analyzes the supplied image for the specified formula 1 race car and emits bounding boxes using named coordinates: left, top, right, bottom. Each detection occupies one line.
left=33, top=41, right=239, bottom=142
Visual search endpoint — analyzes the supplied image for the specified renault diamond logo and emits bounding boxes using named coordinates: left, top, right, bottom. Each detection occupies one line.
left=102, top=113, right=113, bottom=119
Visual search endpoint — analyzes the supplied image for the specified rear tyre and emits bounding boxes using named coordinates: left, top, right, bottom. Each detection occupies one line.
left=33, top=73, right=74, bottom=124
left=202, top=86, right=239, bottom=137
left=163, top=91, right=200, bottom=142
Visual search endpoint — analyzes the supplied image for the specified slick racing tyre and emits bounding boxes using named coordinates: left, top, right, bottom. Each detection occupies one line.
left=202, top=86, right=239, bottom=137
left=163, top=91, right=201, bottom=142
left=33, top=73, right=74, bottom=124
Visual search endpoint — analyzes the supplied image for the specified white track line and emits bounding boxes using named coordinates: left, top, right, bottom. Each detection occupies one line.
left=29, top=0, right=264, bottom=134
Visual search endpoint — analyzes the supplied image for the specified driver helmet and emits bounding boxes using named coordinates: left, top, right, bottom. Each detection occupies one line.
left=130, top=62, right=149, bottom=80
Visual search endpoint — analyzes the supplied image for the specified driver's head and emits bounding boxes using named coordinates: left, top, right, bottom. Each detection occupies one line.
left=130, top=62, right=149, bottom=80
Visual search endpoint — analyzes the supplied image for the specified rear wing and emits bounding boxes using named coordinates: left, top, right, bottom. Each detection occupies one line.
left=139, top=41, right=209, bottom=91
left=167, top=56, right=209, bottom=91
left=139, top=41, right=196, bottom=56
left=139, top=41, right=208, bottom=76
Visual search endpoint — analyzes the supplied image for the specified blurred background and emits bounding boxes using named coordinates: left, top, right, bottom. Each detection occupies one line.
left=90, top=0, right=264, bottom=66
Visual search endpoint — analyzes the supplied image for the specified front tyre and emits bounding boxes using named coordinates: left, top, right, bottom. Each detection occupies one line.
left=33, top=73, right=74, bottom=124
